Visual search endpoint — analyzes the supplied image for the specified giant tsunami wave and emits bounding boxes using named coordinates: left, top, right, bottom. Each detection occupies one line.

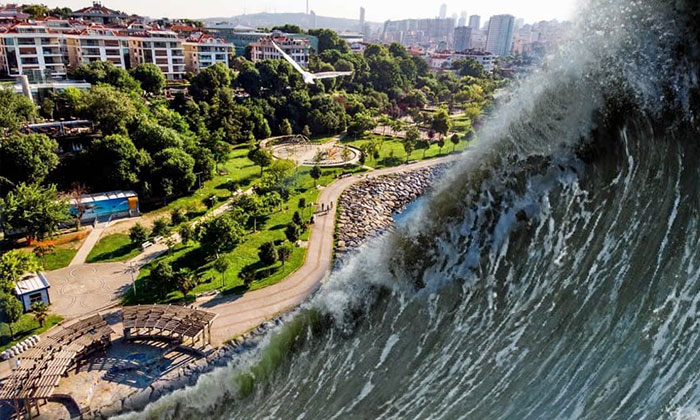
left=116, top=0, right=700, bottom=418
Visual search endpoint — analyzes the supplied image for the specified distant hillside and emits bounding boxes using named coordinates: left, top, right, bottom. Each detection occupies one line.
left=202, top=12, right=382, bottom=33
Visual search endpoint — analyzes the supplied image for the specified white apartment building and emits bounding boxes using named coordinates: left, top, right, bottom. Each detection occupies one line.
left=128, top=29, right=185, bottom=80
left=250, top=36, right=310, bottom=67
left=0, top=24, right=66, bottom=79
left=451, top=50, right=495, bottom=72
left=183, top=33, right=233, bottom=73
left=65, top=26, right=129, bottom=69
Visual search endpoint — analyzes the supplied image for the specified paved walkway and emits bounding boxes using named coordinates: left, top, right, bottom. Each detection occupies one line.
left=199, top=155, right=461, bottom=345
left=68, top=222, right=105, bottom=266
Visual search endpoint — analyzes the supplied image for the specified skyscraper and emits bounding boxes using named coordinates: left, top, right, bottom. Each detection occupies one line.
left=485, top=14, right=515, bottom=56
left=439, top=4, right=447, bottom=19
left=458, top=11, right=467, bottom=28
left=454, top=26, right=472, bottom=52
left=468, top=15, right=481, bottom=30
left=359, top=7, right=365, bottom=31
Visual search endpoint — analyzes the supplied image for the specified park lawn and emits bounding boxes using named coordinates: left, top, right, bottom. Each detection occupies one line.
left=343, top=134, right=469, bottom=169
left=144, top=145, right=262, bottom=218
left=42, top=245, right=78, bottom=271
left=125, top=166, right=364, bottom=305
left=86, top=233, right=140, bottom=263
left=0, top=314, right=62, bottom=352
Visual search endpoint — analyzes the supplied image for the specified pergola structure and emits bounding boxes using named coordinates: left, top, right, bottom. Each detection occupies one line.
left=121, top=305, right=216, bottom=350
left=0, top=314, right=114, bottom=419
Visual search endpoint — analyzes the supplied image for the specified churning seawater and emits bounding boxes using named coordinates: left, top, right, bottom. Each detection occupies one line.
left=114, top=0, right=700, bottom=418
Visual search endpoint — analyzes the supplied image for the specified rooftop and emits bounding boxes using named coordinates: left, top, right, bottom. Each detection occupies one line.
left=15, top=272, right=50, bottom=296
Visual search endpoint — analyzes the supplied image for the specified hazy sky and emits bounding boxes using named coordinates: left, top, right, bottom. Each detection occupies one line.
left=42, top=0, right=581, bottom=24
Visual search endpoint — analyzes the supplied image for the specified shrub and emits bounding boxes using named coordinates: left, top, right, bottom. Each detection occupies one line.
left=258, top=241, right=278, bottom=266
left=151, top=217, right=170, bottom=237
left=129, top=223, right=148, bottom=244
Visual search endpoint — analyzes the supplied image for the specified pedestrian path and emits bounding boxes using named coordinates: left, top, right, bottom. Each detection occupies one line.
left=68, top=222, right=105, bottom=266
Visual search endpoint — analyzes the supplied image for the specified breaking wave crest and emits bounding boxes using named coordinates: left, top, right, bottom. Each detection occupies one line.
left=115, top=0, right=700, bottom=418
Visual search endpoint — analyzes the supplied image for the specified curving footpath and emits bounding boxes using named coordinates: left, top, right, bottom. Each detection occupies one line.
left=200, top=154, right=462, bottom=345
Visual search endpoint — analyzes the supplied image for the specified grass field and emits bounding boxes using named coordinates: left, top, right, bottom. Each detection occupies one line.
left=144, top=145, right=262, bottom=216
left=124, top=166, right=364, bottom=304
left=0, top=314, right=62, bottom=352
left=41, top=246, right=78, bottom=271
left=86, top=233, right=140, bottom=263
left=342, top=134, right=469, bottom=169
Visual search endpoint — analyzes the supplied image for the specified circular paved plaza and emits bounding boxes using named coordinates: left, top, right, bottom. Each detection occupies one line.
left=45, top=263, right=133, bottom=319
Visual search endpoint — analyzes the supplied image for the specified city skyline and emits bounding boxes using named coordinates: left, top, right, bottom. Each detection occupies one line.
left=39, top=0, right=578, bottom=25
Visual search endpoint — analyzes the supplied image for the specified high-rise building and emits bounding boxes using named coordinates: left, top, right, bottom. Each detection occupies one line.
left=359, top=7, right=365, bottom=32
left=439, top=4, right=447, bottom=19
left=458, top=12, right=467, bottom=28
left=454, top=26, right=472, bottom=52
left=468, top=15, right=481, bottom=30
left=485, top=14, right=515, bottom=56
left=309, top=10, right=317, bottom=28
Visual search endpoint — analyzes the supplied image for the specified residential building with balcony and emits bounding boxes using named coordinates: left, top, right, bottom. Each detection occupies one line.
left=128, top=29, right=185, bottom=80
left=0, top=24, right=67, bottom=79
left=65, top=26, right=129, bottom=69
left=183, top=33, right=233, bottom=73
left=250, top=36, right=310, bottom=67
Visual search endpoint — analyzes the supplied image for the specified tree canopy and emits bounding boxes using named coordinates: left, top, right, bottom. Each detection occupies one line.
left=1, top=183, right=70, bottom=242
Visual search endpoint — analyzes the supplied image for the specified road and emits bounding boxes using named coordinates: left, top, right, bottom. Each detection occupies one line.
left=200, top=154, right=461, bottom=345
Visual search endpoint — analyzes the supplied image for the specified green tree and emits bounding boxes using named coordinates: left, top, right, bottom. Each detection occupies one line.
left=189, top=63, right=232, bottom=102
left=69, top=61, right=140, bottom=92
left=21, top=4, right=48, bottom=19
left=451, top=58, right=486, bottom=78
left=285, top=222, right=302, bottom=242
left=1, top=183, right=69, bottom=243
left=234, top=193, right=264, bottom=232
left=310, top=165, right=321, bottom=186
left=416, top=138, right=430, bottom=159
left=432, top=108, right=452, bottom=139
left=258, top=241, right=279, bottom=266
left=0, top=89, right=36, bottom=132
left=308, top=29, right=350, bottom=53
left=277, top=242, right=293, bottom=267
left=152, top=148, right=196, bottom=197
left=437, top=137, right=446, bottom=154
left=0, top=134, right=58, bottom=187
left=279, top=118, right=293, bottom=136
left=174, top=268, right=197, bottom=299
left=451, top=133, right=462, bottom=151
left=301, top=125, right=311, bottom=138
left=213, top=257, right=229, bottom=288
left=170, top=208, right=186, bottom=225
left=88, top=134, right=146, bottom=190
left=31, top=301, right=49, bottom=327
left=79, top=85, right=137, bottom=135
left=150, top=261, right=173, bottom=297
left=0, top=250, right=40, bottom=294
left=0, top=294, right=23, bottom=339
left=198, top=213, right=245, bottom=255
left=151, top=217, right=170, bottom=237
left=129, top=223, right=148, bottom=245
left=292, top=211, right=304, bottom=228
left=403, top=126, right=420, bottom=162
left=179, top=224, right=194, bottom=246
left=248, top=147, right=273, bottom=177
left=298, top=197, right=307, bottom=217
left=238, top=266, right=256, bottom=287
left=347, top=111, right=376, bottom=138
left=130, top=63, right=165, bottom=95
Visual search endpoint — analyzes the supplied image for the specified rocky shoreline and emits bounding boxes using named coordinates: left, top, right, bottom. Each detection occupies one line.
left=335, top=164, right=448, bottom=254
left=93, top=164, right=449, bottom=419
